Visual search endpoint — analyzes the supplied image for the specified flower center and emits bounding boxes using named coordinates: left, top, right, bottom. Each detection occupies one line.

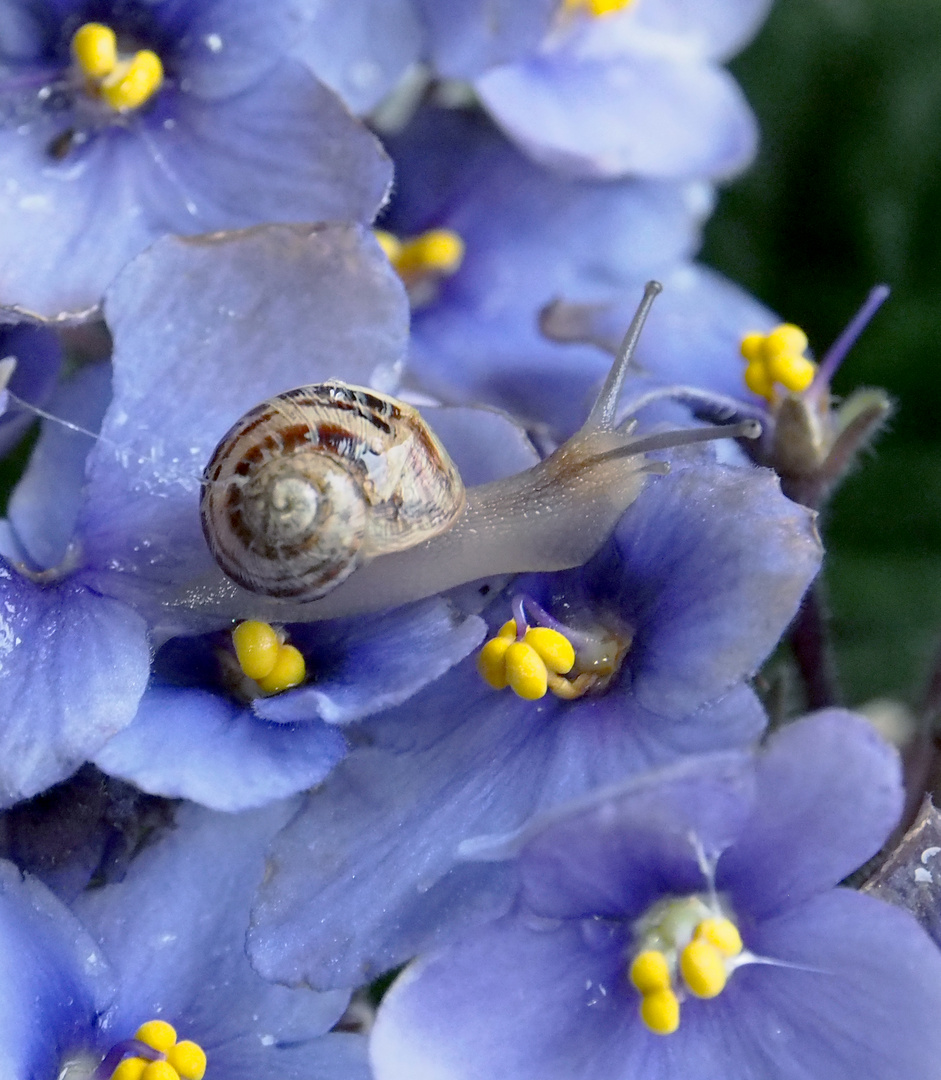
left=70, top=22, right=164, bottom=113
left=739, top=324, right=816, bottom=404
left=627, top=894, right=746, bottom=1035
left=59, top=1021, right=207, bottom=1080
left=374, top=228, right=465, bottom=307
left=477, top=595, right=631, bottom=701
left=228, top=619, right=306, bottom=696
left=107, top=1021, right=206, bottom=1080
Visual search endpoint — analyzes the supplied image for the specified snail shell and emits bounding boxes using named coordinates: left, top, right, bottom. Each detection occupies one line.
left=200, top=381, right=466, bottom=601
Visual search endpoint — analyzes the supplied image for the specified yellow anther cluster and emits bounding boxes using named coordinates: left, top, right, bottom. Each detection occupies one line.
left=477, top=620, right=576, bottom=700
left=564, top=0, right=635, bottom=15
left=232, top=620, right=306, bottom=694
left=628, top=950, right=680, bottom=1035
left=72, top=23, right=118, bottom=78
left=374, top=228, right=465, bottom=283
left=110, top=1021, right=206, bottom=1080
left=628, top=914, right=744, bottom=1035
left=740, top=324, right=816, bottom=403
left=697, top=915, right=743, bottom=956
left=71, top=22, right=164, bottom=113
left=136, top=1020, right=177, bottom=1053
left=679, top=937, right=728, bottom=998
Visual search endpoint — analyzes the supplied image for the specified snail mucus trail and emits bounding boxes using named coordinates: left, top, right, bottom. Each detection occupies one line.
left=193, top=281, right=760, bottom=626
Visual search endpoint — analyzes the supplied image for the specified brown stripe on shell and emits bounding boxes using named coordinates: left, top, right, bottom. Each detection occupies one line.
left=199, top=381, right=466, bottom=601
left=210, top=405, right=279, bottom=472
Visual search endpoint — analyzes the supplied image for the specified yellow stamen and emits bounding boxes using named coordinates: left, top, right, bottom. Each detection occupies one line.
left=71, top=22, right=164, bottom=113
left=232, top=620, right=281, bottom=681
left=477, top=635, right=513, bottom=690
left=739, top=323, right=817, bottom=403
left=696, top=916, right=743, bottom=957
left=111, top=1059, right=148, bottom=1080
left=523, top=626, right=575, bottom=675
left=639, top=988, right=680, bottom=1035
left=628, top=949, right=671, bottom=994
left=477, top=611, right=629, bottom=702
left=478, top=620, right=578, bottom=700
left=141, top=1063, right=178, bottom=1080
left=378, top=228, right=465, bottom=285
left=373, top=230, right=402, bottom=262
left=166, top=1042, right=207, bottom=1080
left=739, top=331, right=766, bottom=365
left=256, top=643, right=306, bottom=694
left=504, top=640, right=548, bottom=700
left=743, top=360, right=774, bottom=400
left=629, top=895, right=747, bottom=1033
left=111, top=1023, right=207, bottom=1080
left=71, top=23, right=117, bottom=78
left=100, top=49, right=164, bottom=112
left=395, top=230, right=464, bottom=277
left=135, top=1022, right=177, bottom=1054
left=231, top=621, right=306, bottom=694
left=765, top=323, right=809, bottom=358
left=564, top=0, right=635, bottom=15
left=679, top=938, right=727, bottom=998
left=767, top=351, right=816, bottom=393
left=545, top=670, right=595, bottom=699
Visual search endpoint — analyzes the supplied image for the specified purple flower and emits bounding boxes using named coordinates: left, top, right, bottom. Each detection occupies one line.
left=414, top=0, right=556, bottom=79
left=0, top=221, right=551, bottom=810
left=381, top=104, right=712, bottom=433
left=90, top=591, right=491, bottom=811
left=291, top=0, right=424, bottom=115
left=0, top=0, right=392, bottom=316
left=419, top=0, right=773, bottom=181
left=0, top=223, right=411, bottom=805
left=370, top=710, right=941, bottom=1080
left=0, top=797, right=369, bottom=1080
left=545, top=268, right=893, bottom=506
left=247, top=442, right=821, bottom=989
left=87, top=401, right=538, bottom=811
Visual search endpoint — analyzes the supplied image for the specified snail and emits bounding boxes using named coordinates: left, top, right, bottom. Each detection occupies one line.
left=200, top=378, right=466, bottom=602
left=195, top=282, right=760, bottom=624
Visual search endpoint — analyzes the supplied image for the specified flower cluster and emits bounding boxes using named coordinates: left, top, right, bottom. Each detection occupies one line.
left=0, top=2, right=935, bottom=1080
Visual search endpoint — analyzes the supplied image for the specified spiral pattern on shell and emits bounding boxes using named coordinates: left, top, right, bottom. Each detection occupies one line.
left=200, top=382, right=466, bottom=601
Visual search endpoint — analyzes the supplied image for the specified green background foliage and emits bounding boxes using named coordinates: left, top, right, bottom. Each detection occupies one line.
left=703, top=0, right=941, bottom=706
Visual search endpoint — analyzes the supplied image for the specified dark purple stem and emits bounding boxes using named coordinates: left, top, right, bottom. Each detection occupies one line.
left=789, top=580, right=841, bottom=710
left=89, top=1040, right=163, bottom=1080
left=897, top=635, right=941, bottom=835
left=510, top=594, right=598, bottom=650
left=511, top=594, right=528, bottom=640
left=811, top=284, right=890, bottom=391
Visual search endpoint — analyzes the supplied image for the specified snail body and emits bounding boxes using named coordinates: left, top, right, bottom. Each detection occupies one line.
left=192, top=283, right=758, bottom=625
